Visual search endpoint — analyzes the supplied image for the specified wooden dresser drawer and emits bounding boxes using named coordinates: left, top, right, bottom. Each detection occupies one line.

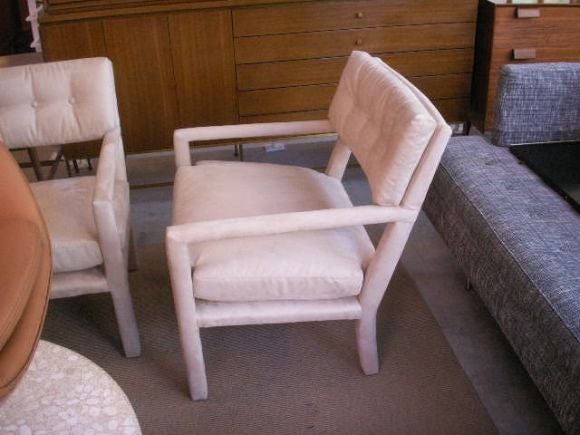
left=238, top=74, right=471, bottom=116
left=239, top=85, right=336, bottom=116
left=237, top=48, right=473, bottom=91
left=240, top=98, right=470, bottom=123
left=240, top=110, right=330, bottom=123
left=494, top=6, right=580, bottom=35
left=233, top=0, right=476, bottom=36
left=235, top=22, right=475, bottom=64
left=436, top=98, right=469, bottom=122
left=491, top=46, right=580, bottom=65
left=412, top=74, right=472, bottom=100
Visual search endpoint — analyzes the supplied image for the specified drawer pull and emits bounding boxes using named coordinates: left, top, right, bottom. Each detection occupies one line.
left=355, top=11, right=364, bottom=18
left=355, top=38, right=364, bottom=46
left=513, top=48, right=537, bottom=60
left=516, top=8, right=540, bottom=18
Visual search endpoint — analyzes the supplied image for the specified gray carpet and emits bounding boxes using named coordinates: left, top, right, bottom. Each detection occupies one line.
left=40, top=143, right=497, bottom=434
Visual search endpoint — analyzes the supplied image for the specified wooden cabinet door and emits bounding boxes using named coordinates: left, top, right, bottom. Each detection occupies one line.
left=103, top=15, right=179, bottom=153
left=42, top=20, right=107, bottom=61
left=169, top=10, right=237, bottom=128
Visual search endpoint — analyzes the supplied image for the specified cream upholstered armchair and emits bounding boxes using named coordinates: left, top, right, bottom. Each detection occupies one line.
left=166, top=51, right=451, bottom=400
left=0, top=58, right=140, bottom=358
left=0, top=143, right=141, bottom=434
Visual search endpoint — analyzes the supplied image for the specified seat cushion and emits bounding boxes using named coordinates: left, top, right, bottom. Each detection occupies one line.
left=30, top=176, right=128, bottom=273
left=173, top=161, right=375, bottom=302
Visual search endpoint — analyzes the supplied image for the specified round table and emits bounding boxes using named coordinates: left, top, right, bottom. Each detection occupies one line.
left=0, top=340, right=141, bottom=434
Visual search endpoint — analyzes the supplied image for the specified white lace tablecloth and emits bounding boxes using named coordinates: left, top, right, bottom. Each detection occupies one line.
left=0, top=340, right=141, bottom=434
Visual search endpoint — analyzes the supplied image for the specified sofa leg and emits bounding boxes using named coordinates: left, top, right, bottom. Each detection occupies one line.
left=465, top=279, right=474, bottom=292
left=356, top=313, right=379, bottom=375
left=463, top=121, right=472, bottom=136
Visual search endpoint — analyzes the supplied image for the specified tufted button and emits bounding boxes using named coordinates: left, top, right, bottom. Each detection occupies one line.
left=68, top=97, right=76, bottom=104
left=31, top=101, right=38, bottom=108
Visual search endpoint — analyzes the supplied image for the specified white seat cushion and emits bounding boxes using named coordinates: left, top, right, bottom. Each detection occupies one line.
left=173, top=161, right=375, bottom=302
left=31, top=176, right=128, bottom=273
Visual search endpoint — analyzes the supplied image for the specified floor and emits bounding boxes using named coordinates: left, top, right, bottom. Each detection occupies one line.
left=18, top=137, right=562, bottom=433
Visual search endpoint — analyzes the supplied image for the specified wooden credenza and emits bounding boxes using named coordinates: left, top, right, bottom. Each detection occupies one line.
left=40, top=0, right=477, bottom=154
left=471, top=0, right=580, bottom=133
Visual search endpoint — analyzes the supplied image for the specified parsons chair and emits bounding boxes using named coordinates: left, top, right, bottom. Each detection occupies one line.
left=0, top=58, right=141, bottom=357
left=166, top=51, right=451, bottom=399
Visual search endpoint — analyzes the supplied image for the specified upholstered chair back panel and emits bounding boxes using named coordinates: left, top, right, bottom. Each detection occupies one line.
left=329, top=51, right=438, bottom=206
left=0, top=58, right=119, bottom=149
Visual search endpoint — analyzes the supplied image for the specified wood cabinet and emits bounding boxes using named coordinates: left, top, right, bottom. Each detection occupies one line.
left=40, top=0, right=477, bottom=154
left=471, top=0, right=580, bottom=133
left=169, top=11, right=238, bottom=128
left=104, top=15, right=179, bottom=153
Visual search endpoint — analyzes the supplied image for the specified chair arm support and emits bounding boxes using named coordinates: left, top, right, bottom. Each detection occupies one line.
left=93, top=131, right=118, bottom=205
left=173, top=120, right=335, bottom=167
left=166, top=205, right=417, bottom=248
left=93, top=127, right=129, bottom=250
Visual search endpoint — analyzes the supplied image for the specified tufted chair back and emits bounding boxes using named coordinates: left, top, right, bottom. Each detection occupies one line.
left=329, top=51, right=445, bottom=207
left=0, top=58, right=120, bottom=149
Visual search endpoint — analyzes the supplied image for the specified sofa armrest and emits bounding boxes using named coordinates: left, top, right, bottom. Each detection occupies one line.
left=492, top=63, right=580, bottom=146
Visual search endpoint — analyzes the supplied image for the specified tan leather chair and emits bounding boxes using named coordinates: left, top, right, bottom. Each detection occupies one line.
left=166, top=51, right=452, bottom=400
left=0, top=141, right=51, bottom=398
left=0, top=58, right=140, bottom=357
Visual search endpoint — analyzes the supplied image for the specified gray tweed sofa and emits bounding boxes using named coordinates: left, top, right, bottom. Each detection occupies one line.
left=424, top=64, right=580, bottom=433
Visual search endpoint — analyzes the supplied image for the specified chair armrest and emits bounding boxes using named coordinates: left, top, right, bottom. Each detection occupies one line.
left=93, top=127, right=128, bottom=244
left=173, top=120, right=335, bottom=167
left=166, top=205, right=417, bottom=249
left=93, top=127, right=125, bottom=205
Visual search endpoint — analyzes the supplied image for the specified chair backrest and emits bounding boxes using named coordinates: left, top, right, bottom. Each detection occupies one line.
left=492, top=63, right=580, bottom=146
left=0, top=57, right=120, bottom=149
left=329, top=51, right=448, bottom=207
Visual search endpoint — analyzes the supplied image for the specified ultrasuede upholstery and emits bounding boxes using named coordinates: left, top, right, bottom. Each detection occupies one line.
left=31, top=176, right=129, bottom=273
left=0, top=142, right=51, bottom=399
left=329, top=55, right=437, bottom=206
left=167, top=51, right=452, bottom=400
left=423, top=63, right=580, bottom=432
left=173, top=161, right=374, bottom=301
left=0, top=59, right=118, bottom=148
left=0, top=58, right=140, bottom=358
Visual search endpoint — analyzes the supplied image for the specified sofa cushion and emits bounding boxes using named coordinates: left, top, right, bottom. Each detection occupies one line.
left=30, top=176, right=129, bottom=273
left=424, top=135, right=580, bottom=432
left=172, top=161, right=375, bottom=302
